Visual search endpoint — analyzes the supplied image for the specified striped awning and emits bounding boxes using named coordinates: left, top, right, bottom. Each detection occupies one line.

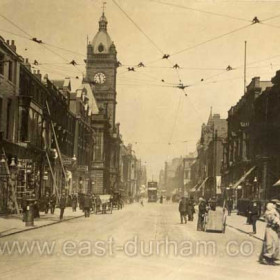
left=190, top=184, right=199, bottom=192
left=196, top=177, right=209, bottom=192
left=232, top=166, right=256, bottom=189
left=273, top=179, right=280, bottom=186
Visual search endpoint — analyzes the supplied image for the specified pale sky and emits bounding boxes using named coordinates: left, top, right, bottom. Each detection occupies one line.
left=1, top=0, right=280, bottom=180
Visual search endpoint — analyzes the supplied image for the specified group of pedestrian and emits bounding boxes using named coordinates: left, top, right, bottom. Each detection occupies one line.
left=42, top=193, right=56, bottom=215
left=178, top=195, right=195, bottom=224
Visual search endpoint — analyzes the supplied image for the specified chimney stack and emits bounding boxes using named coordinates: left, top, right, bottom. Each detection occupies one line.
left=6, top=40, right=17, bottom=52
left=34, top=69, right=42, bottom=81
left=24, top=58, right=31, bottom=71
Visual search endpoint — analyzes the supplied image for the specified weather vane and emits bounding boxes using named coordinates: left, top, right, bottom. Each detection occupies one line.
left=102, top=1, right=107, bottom=13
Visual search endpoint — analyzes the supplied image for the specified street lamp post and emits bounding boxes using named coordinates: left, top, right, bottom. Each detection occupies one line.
left=9, top=158, right=18, bottom=214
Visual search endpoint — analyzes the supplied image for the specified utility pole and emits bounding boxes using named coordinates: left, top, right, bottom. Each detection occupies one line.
left=244, top=41, right=247, bottom=94
left=262, top=91, right=269, bottom=208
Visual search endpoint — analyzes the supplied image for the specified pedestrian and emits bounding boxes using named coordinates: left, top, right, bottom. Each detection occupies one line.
left=248, top=200, right=260, bottom=234
left=259, top=203, right=280, bottom=265
left=21, top=194, right=28, bottom=222
left=31, top=194, right=40, bottom=219
left=208, top=196, right=217, bottom=211
left=44, top=193, right=50, bottom=214
left=160, top=195, right=163, bottom=204
left=187, top=196, right=195, bottom=221
left=83, top=194, right=91, bottom=217
left=96, top=195, right=101, bottom=212
left=197, top=197, right=207, bottom=231
left=246, top=202, right=253, bottom=225
left=179, top=196, right=188, bottom=224
left=59, top=192, right=67, bottom=220
left=140, top=197, right=144, bottom=207
left=79, top=194, right=85, bottom=211
left=50, top=194, right=56, bottom=214
left=72, top=194, right=77, bottom=212
left=226, top=198, right=233, bottom=216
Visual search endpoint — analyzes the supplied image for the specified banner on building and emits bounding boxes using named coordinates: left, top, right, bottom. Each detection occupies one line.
left=216, top=176, right=222, bottom=194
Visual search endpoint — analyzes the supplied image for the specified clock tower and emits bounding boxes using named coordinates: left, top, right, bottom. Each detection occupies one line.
left=86, top=12, right=120, bottom=195
left=86, top=12, right=117, bottom=130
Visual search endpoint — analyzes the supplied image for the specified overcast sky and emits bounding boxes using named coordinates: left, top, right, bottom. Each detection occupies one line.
left=1, top=0, right=280, bottom=180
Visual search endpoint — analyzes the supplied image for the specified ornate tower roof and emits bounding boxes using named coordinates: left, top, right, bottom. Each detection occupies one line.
left=91, top=12, right=114, bottom=54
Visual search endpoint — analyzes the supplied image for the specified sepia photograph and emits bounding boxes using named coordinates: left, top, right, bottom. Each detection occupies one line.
left=1, top=0, right=280, bottom=279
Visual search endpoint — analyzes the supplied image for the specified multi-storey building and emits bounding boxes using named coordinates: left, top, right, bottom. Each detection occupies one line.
left=85, top=12, right=121, bottom=194
left=191, top=110, right=227, bottom=201
left=221, top=77, right=272, bottom=210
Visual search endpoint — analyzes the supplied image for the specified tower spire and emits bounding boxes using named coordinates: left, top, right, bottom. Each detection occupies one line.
left=99, top=2, right=108, bottom=31
left=207, top=106, right=213, bottom=126
left=102, top=1, right=107, bottom=15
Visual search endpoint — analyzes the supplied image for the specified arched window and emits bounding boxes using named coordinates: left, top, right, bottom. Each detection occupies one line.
left=98, top=44, right=104, bottom=53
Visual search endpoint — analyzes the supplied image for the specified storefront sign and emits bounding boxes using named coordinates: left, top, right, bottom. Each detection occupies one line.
left=77, top=165, right=88, bottom=172
left=62, top=159, right=72, bottom=166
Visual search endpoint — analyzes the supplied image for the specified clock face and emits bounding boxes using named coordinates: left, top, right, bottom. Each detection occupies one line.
left=94, top=72, right=106, bottom=84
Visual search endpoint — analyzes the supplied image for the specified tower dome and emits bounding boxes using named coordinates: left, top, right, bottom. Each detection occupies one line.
left=91, top=12, right=113, bottom=54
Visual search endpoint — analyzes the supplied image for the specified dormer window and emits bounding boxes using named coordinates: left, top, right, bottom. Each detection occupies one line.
left=98, top=44, right=104, bottom=53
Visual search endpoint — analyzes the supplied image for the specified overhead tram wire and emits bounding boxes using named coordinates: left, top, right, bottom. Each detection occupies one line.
left=111, top=0, right=185, bottom=87
left=168, top=89, right=184, bottom=144
left=0, top=28, right=30, bottom=40
left=112, top=0, right=186, bottom=91
left=0, top=14, right=86, bottom=61
left=0, top=14, right=33, bottom=38
left=143, top=23, right=253, bottom=67
left=147, top=0, right=251, bottom=23
left=171, top=23, right=253, bottom=57
left=0, top=16, right=84, bottom=75
left=112, top=0, right=164, bottom=56
left=32, top=64, right=81, bottom=79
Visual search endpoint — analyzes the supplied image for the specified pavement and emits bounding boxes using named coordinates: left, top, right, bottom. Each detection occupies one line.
left=0, top=202, right=278, bottom=280
left=226, top=212, right=265, bottom=241
left=0, top=208, right=84, bottom=238
left=0, top=206, right=266, bottom=241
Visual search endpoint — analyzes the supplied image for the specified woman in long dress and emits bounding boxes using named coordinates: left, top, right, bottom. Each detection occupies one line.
left=259, top=203, right=280, bottom=265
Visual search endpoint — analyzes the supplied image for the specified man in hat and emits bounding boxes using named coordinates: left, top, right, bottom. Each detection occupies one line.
left=248, top=199, right=260, bottom=234
left=59, top=192, right=67, bottom=220
left=197, top=197, right=207, bottom=231
left=83, top=194, right=91, bottom=218
left=179, top=196, right=188, bottom=224
left=187, top=195, right=195, bottom=221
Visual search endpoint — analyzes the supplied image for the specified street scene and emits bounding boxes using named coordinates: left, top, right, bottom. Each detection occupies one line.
left=1, top=0, right=280, bottom=279
left=0, top=202, right=279, bottom=280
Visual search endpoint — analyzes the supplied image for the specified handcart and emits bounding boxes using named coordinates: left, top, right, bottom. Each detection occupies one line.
left=204, top=208, right=226, bottom=233
left=95, top=195, right=112, bottom=214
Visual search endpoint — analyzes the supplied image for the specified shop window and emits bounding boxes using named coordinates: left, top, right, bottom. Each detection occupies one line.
left=8, top=61, right=13, bottom=81
left=6, top=99, right=11, bottom=139
left=0, top=98, right=2, bottom=131
left=0, top=53, right=4, bottom=75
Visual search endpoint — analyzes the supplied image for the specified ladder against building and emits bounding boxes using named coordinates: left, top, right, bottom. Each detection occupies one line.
left=44, top=100, right=66, bottom=199
left=1, top=147, right=19, bottom=214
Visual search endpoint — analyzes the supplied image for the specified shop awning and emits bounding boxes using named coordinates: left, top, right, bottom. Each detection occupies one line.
left=273, top=179, right=280, bottom=186
left=196, top=177, right=209, bottom=192
left=216, top=176, right=222, bottom=194
left=232, top=166, right=256, bottom=189
left=190, top=184, right=199, bottom=192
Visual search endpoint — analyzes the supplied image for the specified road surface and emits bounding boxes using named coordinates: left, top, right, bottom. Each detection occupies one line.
left=0, top=202, right=278, bottom=280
